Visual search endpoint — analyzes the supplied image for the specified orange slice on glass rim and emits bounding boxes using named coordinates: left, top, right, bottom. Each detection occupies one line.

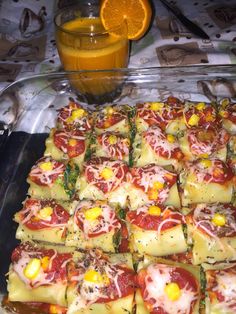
left=100, top=0, right=152, bottom=40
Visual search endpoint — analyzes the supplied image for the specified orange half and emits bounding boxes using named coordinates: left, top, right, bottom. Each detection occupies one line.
left=100, top=0, right=152, bottom=40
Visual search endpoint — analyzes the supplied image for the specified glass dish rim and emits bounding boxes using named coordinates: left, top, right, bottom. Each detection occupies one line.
left=1, top=63, right=236, bottom=95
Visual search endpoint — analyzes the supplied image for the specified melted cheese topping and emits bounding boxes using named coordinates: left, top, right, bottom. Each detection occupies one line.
left=212, top=269, right=236, bottom=311
left=143, top=264, right=198, bottom=314
left=69, top=251, right=125, bottom=312
left=54, top=130, right=85, bottom=154
left=193, top=203, right=236, bottom=237
left=143, top=126, right=180, bottom=158
left=29, top=157, right=65, bottom=186
left=85, top=160, right=126, bottom=193
left=74, top=200, right=120, bottom=239
left=100, top=133, right=129, bottom=160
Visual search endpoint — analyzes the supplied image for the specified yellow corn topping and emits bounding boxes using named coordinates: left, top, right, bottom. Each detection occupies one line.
left=148, top=189, right=158, bottom=200
left=68, top=139, right=77, bottom=147
left=38, top=206, right=53, bottom=219
left=49, top=305, right=59, bottom=314
left=39, top=162, right=53, bottom=171
left=108, top=135, right=117, bottom=145
left=24, top=258, right=41, bottom=280
left=100, top=167, right=114, bottom=180
left=200, top=159, right=212, bottom=168
left=84, top=207, right=102, bottom=221
left=150, top=102, right=164, bottom=111
left=71, top=108, right=85, bottom=119
left=199, top=153, right=209, bottom=159
left=84, top=269, right=109, bottom=285
left=188, top=114, right=200, bottom=126
left=219, top=110, right=228, bottom=118
left=41, top=256, right=50, bottom=271
left=212, top=213, right=226, bottom=227
left=167, top=134, right=175, bottom=143
left=221, top=98, right=229, bottom=108
left=148, top=205, right=161, bottom=216
left=153, top=181, right=164, bottom=190
left=196, top=102, right=206, bottom=110
left=164, top=282, right=181, bottom=301
left=105, top=106, right=114, bottom=115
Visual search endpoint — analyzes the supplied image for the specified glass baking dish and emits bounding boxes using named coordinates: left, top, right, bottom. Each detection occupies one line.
left=0, top=64, right=236, bottom=313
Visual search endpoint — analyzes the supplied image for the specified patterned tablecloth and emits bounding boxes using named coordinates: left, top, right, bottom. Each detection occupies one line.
left=0, top=0, right=235, bottom=91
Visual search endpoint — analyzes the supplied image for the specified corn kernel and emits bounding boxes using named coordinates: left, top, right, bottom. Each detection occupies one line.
left=108, top=135, right=117, bottom=145
left=105, top=106, right=114, bottom=115
left=71, top=108, right=85, bottom=119
left=84, top=207, right=102, bottom=221
left=212, top=213, right=226, bottom=227
left=68, top=139, right=77, bottom=147
left=188, top=114, right=200, bottom=126
left=164, top=282, right=181, bottom=301
left=167, top=134, right=175, bottom=143
left=39, top=162, right=53, bottom=171
left=153, top=181, right=164, bottom=190
left=200, top=159, right=212, bottom=168
left=196, top=102, right=206, bottom=111
left=24, top=258, right=41, bottom=280
left=150, top=102, right=164, bottom=111
left=148, top=205, right=161, bottom=216
left=104, top=120, right=111, bottom=128
left=49, top=305, right=59, bottom=314
left=205, top=112, right=214, bottom=122
left=100, top=167, right=114, bottom=180
left=41, top=256, right=50, bottom=271
left=38, top=206, right=53, bottom=219
left=84, top=269, right=104, bottom=284
left=213, top=167, right=224, bottom=177
left=199, top=153, right=209, bottom=159
left=221, top=98, right=230, bottom=108
left=219, top=110, right=228, bottom=118
left=148, top=189, right=158, bottom=200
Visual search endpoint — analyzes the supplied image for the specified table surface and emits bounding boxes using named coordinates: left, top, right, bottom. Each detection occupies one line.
left=0, top=0, right=235, bottom=91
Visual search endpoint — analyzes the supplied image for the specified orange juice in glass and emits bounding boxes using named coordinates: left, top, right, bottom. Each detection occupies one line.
left=54, top=3, right=129, bottom=101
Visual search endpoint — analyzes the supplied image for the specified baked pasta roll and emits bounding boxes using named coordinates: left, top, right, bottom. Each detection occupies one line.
left=27, top=157, right=79, bottom=201
left=219, top=99, right=236, bottom=134
left=136, top=256, right=201, bottom=314
left=93, top=105, right=130, bottom=135
left=76, top=157, right=129, bottom=208
left=133, top=126, right=183, bottom=169
left=135, top=96, right=185, bottom=134
left=66, top=200, right=128, bottom=253
left=204, top=263, right=236, bottom=314
left=66, top=249, right=135, bottom=314
left=15, top=198, right=70, bottom=244
left=179, top=127, right=229, bottom=162
left=57, top=101, right=93, bottom=132
left=7, top=242, right=72, bottom=306
left=186, top=203, right=236, bottom=264
left=127, top=204, right=187, bottom=256
left=127, top=164, right=180, bottom=210
left=180, top=159, right=234, bottom=206
left=44, top=128, right=89, bottom=169
left=183, top=101, right=220, bottom=129
left=92, top=132, right=130, bottom=163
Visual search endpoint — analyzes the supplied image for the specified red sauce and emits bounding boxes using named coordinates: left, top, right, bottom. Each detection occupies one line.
left=97, top=133, right=129, bottom=159
left=137, top=264, right=199, bottom=314
left=95, top=109, right=126, bottom=129
left=85, top=157, right=128, bottom=194
left=19, top=199, right=70, bottom=231
left=53, top=129, right=85, bottom=158
left=184, top=105, right=220, bottom=128
left=11, top=242, right=72, bottom=283
left=29, top=157, right=65, bottom=187
left=127, top=205, right=183, bottom=231
left=57, top=101, right=92, bottom=131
